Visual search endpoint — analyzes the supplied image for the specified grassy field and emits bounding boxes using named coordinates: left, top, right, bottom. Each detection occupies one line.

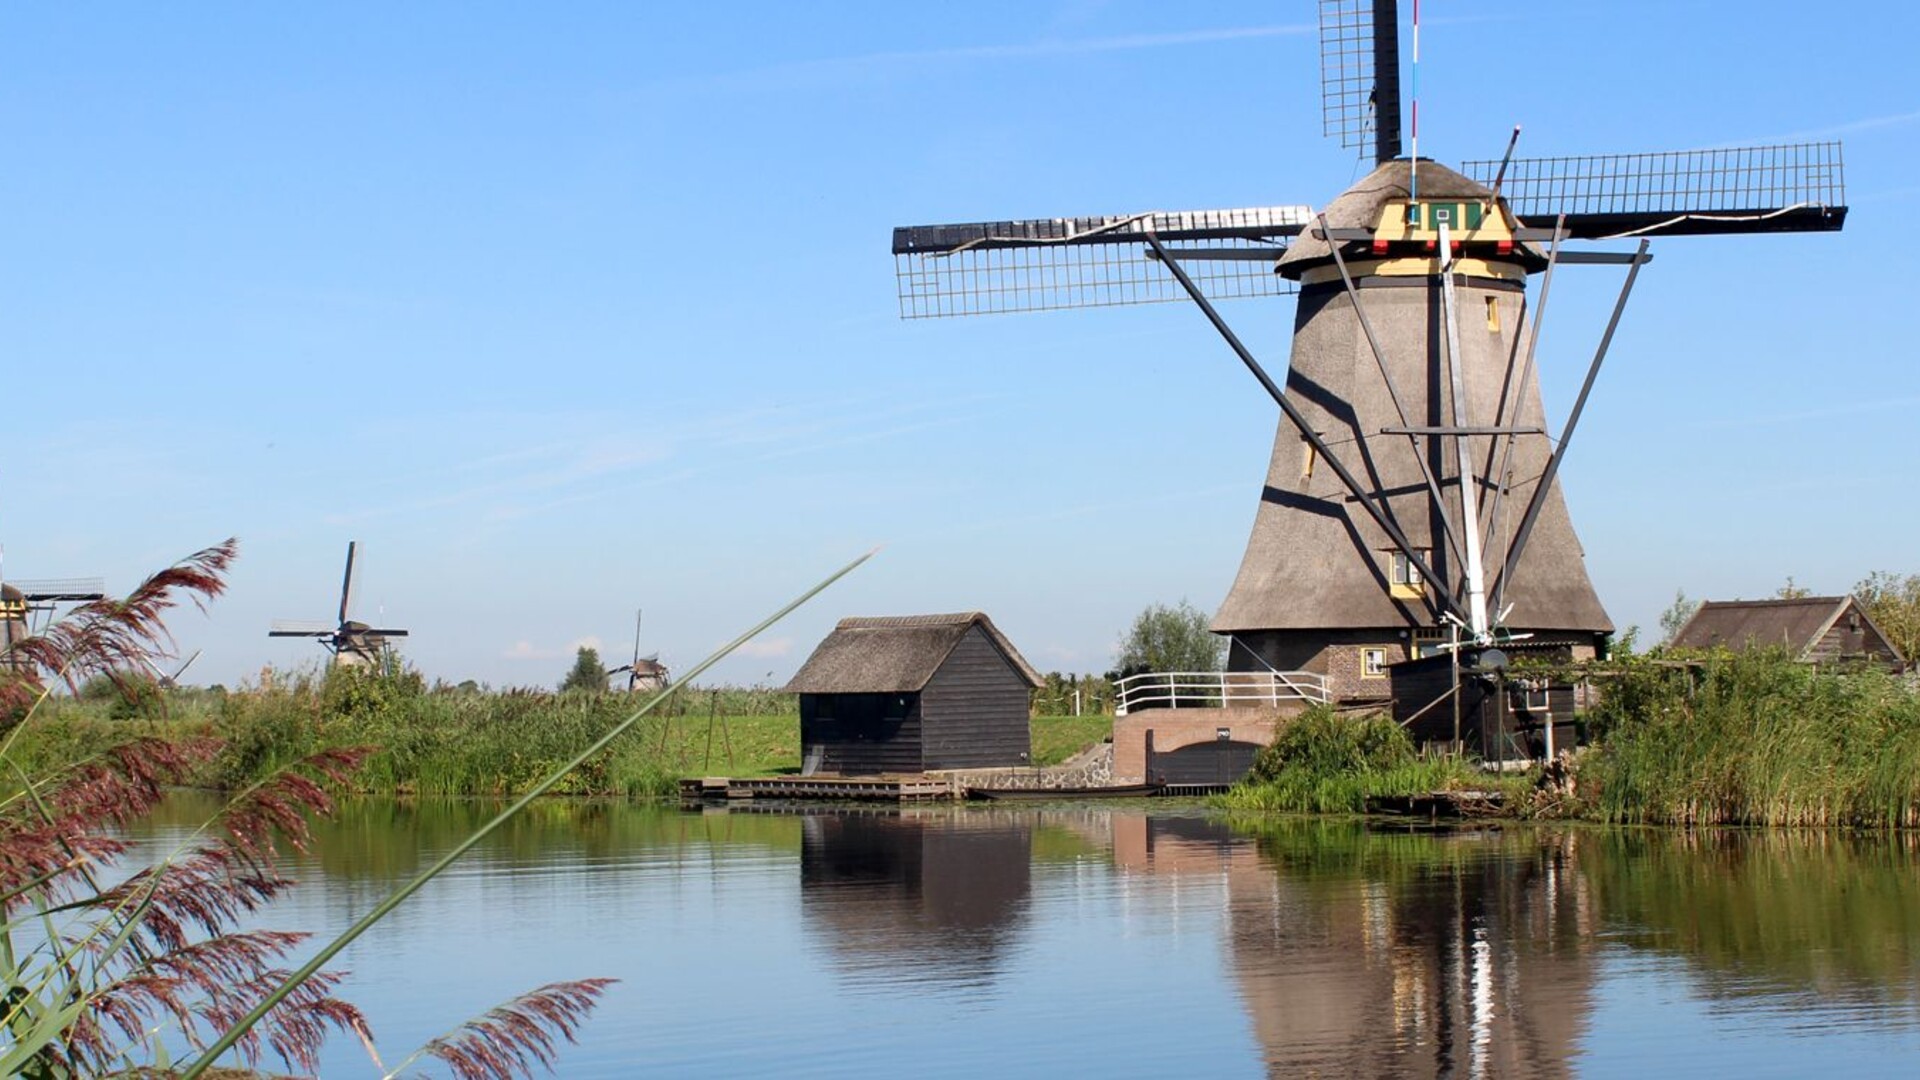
left=11, top=673, right=1117, bottom=799
left=1030, top=714, right=1112, bottom=766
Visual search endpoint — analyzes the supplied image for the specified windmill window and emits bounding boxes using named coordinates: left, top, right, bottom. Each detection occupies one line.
left=1391, top=552, right=1422, bottom=586
left=1485, top=296, right=1500, bottom=332
left=1300, top=438, right=1318, bottom=481
left=1362, top=648, right=1388, bottom=678
left=1412, top=629, right=1449, bottom=658
left=1389, top=551, right=1424, bottom=600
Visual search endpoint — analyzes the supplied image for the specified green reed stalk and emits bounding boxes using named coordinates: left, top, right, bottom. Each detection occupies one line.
left=180, top=549, right=874, bottom=1079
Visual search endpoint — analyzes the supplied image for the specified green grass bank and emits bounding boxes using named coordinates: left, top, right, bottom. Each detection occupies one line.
left=12, top=669, right=1117, bottom=798
left=1226, top=651, right=1920, bottom=828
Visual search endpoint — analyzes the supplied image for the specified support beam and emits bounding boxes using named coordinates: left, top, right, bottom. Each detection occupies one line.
left=1483, top=216, right=1565, bottom=617
left=1322, top=212, right=1467, bottom=575
left=1142, top=231, right=1463, bottom=625
left=1496, top=238, right=1651, bottom=600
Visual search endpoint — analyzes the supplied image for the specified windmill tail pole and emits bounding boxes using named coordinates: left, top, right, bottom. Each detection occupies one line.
left=1140, top=231, right=1461, bottom=625
left=178, top=548, right=877, bottom=1079
left=1490, top=125, right=1522, bottom=199
left=1497, top=239, right=1650, bottom=598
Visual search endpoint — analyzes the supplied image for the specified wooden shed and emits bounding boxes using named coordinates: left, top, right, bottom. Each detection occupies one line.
left=1389, top=641, right=1582, bottom=763
left=1670, top=596, right=1905, bottom=668
left=783, top=613, right=1041, bottom=775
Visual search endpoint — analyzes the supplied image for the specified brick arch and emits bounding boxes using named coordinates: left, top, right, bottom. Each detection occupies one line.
left=1111, top=707, right=1299, bottom=784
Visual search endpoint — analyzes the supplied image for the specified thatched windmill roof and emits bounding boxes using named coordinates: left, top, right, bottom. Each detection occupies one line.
left=784, top=613, right=1043, bottom=694
left=1278, top=158, right=1547, bottom=278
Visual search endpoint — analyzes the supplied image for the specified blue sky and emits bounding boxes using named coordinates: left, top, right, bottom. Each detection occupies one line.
left=4, top=2, right=1916, bottom=688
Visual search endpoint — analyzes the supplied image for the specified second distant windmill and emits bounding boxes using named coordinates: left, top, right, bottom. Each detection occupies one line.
left=268, top=541, right=410, bottom=667
left=606, top=608, right=669, bottom=693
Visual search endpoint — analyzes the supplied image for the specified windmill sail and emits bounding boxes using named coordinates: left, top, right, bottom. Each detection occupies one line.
left=1318, top=0, right=1402, bottom=164
left=889, top=6, right=1848, bottom=729
left=268, top=540, right=409, bottom=665
left=892, top=206, right=1312, bottom=318
left=1461, top=142, right=1846, bottom=238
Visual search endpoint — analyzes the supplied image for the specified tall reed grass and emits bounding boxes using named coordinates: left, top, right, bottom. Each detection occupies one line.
left=1223, top=707, right=1515, bottom=814
left=1575, top=649, right=1920, bottom=827
left=0, top=539, right=868, bottom=1076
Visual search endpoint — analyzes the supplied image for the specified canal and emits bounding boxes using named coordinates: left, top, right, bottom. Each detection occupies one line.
left=131, top=796, right=1920, bottom=1077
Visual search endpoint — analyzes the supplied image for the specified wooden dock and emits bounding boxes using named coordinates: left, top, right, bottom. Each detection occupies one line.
left=1364, top=790, right=1507, bottom=820
left=680, top=775, right=957, bottom=803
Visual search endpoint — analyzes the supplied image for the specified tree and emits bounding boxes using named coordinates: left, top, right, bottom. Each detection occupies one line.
left=1775, top=576, right=1812, bottom=600
left=560, top=646, right=607, bottom=693
left=1854, top=570, right=1920, bottom=665
left=1113, top=600, right=1224, bottom=676
left=1657, top=589, right=1700, bottom=646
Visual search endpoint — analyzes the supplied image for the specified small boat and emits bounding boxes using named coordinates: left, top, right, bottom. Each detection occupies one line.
left=966, top=783, right=1162, bottom=801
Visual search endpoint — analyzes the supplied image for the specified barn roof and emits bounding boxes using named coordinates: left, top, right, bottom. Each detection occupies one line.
left=783, top=612, right=1043, bottom=694
left=1668, top=596, right=1899, bottom=660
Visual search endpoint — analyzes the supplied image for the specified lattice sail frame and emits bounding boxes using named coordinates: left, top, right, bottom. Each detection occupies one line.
left=1462, top=141, right=1846, bottom=238
left=1318, top=0, right=1380, bottom=152
left=892, top=206, right=1310, bottom=318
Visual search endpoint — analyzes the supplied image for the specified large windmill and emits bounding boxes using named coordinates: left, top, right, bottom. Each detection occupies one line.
left=890, top=1, right=1845, bottom=722
left=0, top=574, right=107, bottom=675
left=268, top=541, right=410, bottom=667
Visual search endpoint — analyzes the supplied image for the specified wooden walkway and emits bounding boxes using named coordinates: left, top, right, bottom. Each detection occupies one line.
left=680, top=775, right=957, bottom=803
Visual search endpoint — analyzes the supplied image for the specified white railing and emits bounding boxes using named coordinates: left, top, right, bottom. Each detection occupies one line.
left=1114, top=670, right=1330, bottom=716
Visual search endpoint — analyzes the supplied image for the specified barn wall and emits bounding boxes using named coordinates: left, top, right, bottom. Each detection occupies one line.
left=800, top=692, right=924, bottom=775
left=1809, top=603, right=1903, bottom=665
left=919, top=625, right=1032, bottom=770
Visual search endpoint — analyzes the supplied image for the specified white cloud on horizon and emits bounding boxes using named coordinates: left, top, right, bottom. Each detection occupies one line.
left=733, top=636, right=793, bottom=659
left=501, top=634, right=605, bottom=662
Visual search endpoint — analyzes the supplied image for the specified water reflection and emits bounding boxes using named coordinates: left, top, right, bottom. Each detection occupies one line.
left=1222, top=823, right=1596, bottom=1078
left=800, top=810, right=1032, bottom=991
left=1584, top=829, right=1920, bottom=1015
left=114, top=796, right=1920, bottom=1077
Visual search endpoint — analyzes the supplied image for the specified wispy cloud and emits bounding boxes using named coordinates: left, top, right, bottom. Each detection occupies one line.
left=733, top=637, right=793, bottom=659
left=657, top=23, right=1313, bottom=96
left=1727, top=107, right=1920, bottom=148
left=1697, top=394, right=1920, bottom=430
left=327, top=389, right=1021, bottom=529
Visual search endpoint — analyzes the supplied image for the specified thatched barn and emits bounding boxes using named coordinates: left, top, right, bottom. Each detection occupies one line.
left=1211, top=160, right=1612, bottom=701
left=784, top=613, right=1041, bottom=775
left=1670, top=596, right=1904, bottom=667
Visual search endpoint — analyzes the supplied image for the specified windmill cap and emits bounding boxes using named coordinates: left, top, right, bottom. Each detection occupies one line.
left=1278, top=158, right=1546, bottom=280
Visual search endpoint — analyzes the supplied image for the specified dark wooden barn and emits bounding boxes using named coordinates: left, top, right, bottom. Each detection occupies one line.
left=784, top=612, right=1041, bottom=775
left=1390, top=642, right=1582, bottom=762
left=1669, top=596, right=1905, bottom=668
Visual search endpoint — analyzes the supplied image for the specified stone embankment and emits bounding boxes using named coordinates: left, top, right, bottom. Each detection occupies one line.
left=934, top=741, right=1116, bottom=791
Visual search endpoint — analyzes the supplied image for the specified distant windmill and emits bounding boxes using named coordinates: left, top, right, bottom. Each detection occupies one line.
left=268, top=542, right=409, bottom=667
left=606, top=608, right=669, bottom=692
left=890, top=0, right=1845, bottom=699
left=139, top=649, right=203, bottom=689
